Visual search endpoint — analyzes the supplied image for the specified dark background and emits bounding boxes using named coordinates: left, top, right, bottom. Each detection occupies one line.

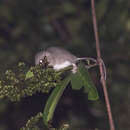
left=0, top=0, right=130, bottom=130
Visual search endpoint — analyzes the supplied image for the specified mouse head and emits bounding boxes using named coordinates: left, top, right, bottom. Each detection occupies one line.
left=35, top=51, right=52, bottom=68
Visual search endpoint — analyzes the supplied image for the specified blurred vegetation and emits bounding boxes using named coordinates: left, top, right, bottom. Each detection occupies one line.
left=0, top=63, right=61, bottom=102
left=0, top=0, right=130, bottom=130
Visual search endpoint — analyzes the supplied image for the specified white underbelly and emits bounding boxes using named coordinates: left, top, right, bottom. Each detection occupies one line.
left=53, top=61, right=72, bottom=70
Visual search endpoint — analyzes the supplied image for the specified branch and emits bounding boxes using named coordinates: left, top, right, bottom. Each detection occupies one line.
left=91, top=0, right=115, bottom=130
left=51, top=18, right=71, bottom=43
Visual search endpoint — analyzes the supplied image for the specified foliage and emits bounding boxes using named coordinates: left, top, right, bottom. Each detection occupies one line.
left=0, top=62, right=61, bottom=101
left=21, top=112, right=70, bottom=130
left=20, top=112, right=43, bottom=130
left=0, top=61, right=98, bottom=129
left=43, top=63, right=99, bottom=127
left=0, top=0, right=130, bottom=130
left=70, top=63, right=98, bottom=100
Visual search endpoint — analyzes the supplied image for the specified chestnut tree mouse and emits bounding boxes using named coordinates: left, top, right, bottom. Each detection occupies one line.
left=35, top=47, right=98, bottom=73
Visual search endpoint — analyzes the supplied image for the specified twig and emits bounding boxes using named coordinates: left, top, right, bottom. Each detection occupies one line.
left=44, top=8, right=70, bottom=43
left=51, top=18, right=70, bottom=42
left=91, top=0, right=115, bottom=130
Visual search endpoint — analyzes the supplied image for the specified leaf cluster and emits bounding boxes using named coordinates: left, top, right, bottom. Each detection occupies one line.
left=43, top=63, right=99, bottom=127
left=0, top=62, right=61, bottom=101
left=0, top=62, right=99, bottom=130
left=21, top=112, right=70, bottom=130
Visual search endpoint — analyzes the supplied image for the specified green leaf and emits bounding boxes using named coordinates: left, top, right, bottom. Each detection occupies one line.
left=77, top=63, right=99, bottom=100
left=25, top=70, right=34, bottom=79
left=70, top=72, right=83, bottom=90
left=70, top=63, right=99, bottom=100
left=88, top=87, right=99, bottom=100
left=43, top=75, right=71, bottom=126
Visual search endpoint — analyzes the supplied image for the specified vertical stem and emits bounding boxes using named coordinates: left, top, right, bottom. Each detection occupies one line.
left=91, top=0, right=115, bottom=130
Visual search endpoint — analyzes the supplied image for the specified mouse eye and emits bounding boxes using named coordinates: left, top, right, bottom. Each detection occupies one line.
left=39, top=56, right=50, bottom=69
left=39, top=59, right=43, bottom=64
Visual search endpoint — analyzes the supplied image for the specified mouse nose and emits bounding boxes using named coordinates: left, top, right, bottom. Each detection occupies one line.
left=39, top=56, right=50, bottom=68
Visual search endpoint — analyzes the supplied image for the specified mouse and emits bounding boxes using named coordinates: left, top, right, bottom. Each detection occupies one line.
left=35, top=47, right=78, bottom=72
left=35, top=47, right=98, bottom=73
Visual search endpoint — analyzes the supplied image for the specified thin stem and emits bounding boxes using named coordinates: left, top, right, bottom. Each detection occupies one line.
left=91, top=0, right=115, bottom=130
left=51, top=19, right=70, bottom=42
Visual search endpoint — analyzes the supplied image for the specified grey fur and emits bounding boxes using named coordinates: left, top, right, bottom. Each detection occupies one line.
left=35, top=47, right=77, bottom=67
